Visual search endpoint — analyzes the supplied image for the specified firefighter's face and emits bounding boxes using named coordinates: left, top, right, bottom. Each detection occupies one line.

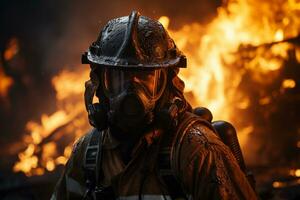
left=101, top=67, right=167, bottom=132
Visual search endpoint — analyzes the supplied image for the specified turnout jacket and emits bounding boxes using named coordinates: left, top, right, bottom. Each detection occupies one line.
left=51, top=112, right=257, bottom=200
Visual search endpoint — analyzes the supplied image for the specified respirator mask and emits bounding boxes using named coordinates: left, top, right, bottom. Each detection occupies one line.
left=102, top=67, right=167, bottom=133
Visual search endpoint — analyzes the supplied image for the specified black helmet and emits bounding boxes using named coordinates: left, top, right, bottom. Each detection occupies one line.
left=82, top=11, right=186, bottom=68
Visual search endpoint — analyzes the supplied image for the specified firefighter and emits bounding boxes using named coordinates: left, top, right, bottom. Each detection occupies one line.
left=51, top=11, right=257, bottom=200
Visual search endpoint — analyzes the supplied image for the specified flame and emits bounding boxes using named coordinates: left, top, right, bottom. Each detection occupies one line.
left=282, top=79, right=296, bottom=89
left=296, top=169, right=300, bottom=177
left=158, top=16, right=170, bottom=29
left=259, top=97, right=271, bottom=105
left=159, top=0, right=300, bottom=151
left=52, top=70, right=85, bottom=100
left=4, top=38, right=19, bottom=61
left=13, top=67, right=90, bottom=176
left=0, top=66, right=14, bottom=98
left=160, top=0, right=299, bottom=118
left=0, top=38, right=18, bottom=98
left=14, top=0, right=300, bottom=176
left=273, top=181, right=284, bottom=188
left=13, top=144, right=38, bottom=174
left=290, top=169, right=300, bottom=177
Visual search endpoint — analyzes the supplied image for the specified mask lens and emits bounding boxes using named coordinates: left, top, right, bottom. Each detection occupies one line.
left=103, top=68, right=125, bottom=96
left=103, top=68, right=166, bottom=98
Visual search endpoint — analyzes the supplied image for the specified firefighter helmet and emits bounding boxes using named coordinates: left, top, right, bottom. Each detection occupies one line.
left=82, top=11, right=186, bottom=68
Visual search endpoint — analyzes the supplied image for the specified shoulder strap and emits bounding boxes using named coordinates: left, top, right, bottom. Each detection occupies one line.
left=83, top=129, right=104, bottom=199
left=83, top=129, right=116, bottom=200
left=158, top=112, right=202, bottom=200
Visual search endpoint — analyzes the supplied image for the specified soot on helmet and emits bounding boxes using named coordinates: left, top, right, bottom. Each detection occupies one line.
left=102, top=67, right=167, bottom=133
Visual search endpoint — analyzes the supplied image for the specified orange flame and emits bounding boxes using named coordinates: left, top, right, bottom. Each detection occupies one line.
left=4, top=38, right=19, bottom=61
left=282, top=79, right=296, bottom=89
left=13, top=68, right=89, bottom=176
left=0, top=66, right=14, bottom=98
left=0, top=38, right=18, bottom=99
left=159, top=0, right=299, bottom=148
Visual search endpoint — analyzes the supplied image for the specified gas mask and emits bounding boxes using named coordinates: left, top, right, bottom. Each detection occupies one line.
left=102, top=67, right=167, bottom=133
left=84, top=67, right=167, bottom=133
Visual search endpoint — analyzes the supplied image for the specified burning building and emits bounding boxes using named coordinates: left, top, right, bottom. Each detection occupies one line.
left=0, top=0, right=300, bottom=199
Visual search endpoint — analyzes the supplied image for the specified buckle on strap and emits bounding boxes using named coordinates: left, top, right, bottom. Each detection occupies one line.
left=83, top=129, right=105, bottom=191
left=85, top=145, right=99, bottom=170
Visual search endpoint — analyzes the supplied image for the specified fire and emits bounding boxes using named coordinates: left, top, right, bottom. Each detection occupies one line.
left=282, top=79, right=296, bottom=89
left=13, top=144, right=38, bottom=174
left=13, top=68, right=90, bottom=176
left=0, top=38, right=18, bottom=99
left=159, top=0, right=299, bottom=149
left=290, top=169, right=300, bottom=177
left=273, top=181, right=284, bottom=188
left=160, top=0, right=299, bottom=119
left=0, top=66, right=14, bottom=98
left=4, top=38, right=19, bottom=61
left=14, top=0, right=300, bottom=176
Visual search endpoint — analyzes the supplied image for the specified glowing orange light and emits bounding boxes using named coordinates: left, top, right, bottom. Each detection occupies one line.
left=273, top=181, right=283, bottom=188
left=55, top=156, right=68, bottom=165
left=282, top=79, right=296, bottom=89
left=4, top=38, right=19, bottom=61
left=13, top=68, right=89, bottom=176
left=0, top=67, right=14, bottom=98
left=259, top=97, right=271, bottom=105
left=46, top=160, right=55, bottom=171
left=274, top=29, right=284, bottom=42
left=295, top=169, right=300, bottom=177
left=158, top=16, right=170, bottom=29
left=64, top=146, right=72, bottom=158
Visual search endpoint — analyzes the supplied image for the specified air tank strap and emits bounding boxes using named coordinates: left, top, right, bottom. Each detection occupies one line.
left=83, top=129, right=114, bottom=200
left=158, top=112, right=203, bottom=200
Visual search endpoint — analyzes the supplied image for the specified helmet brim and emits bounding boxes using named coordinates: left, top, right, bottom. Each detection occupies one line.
left=82, top=51, right=187, bottom=68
